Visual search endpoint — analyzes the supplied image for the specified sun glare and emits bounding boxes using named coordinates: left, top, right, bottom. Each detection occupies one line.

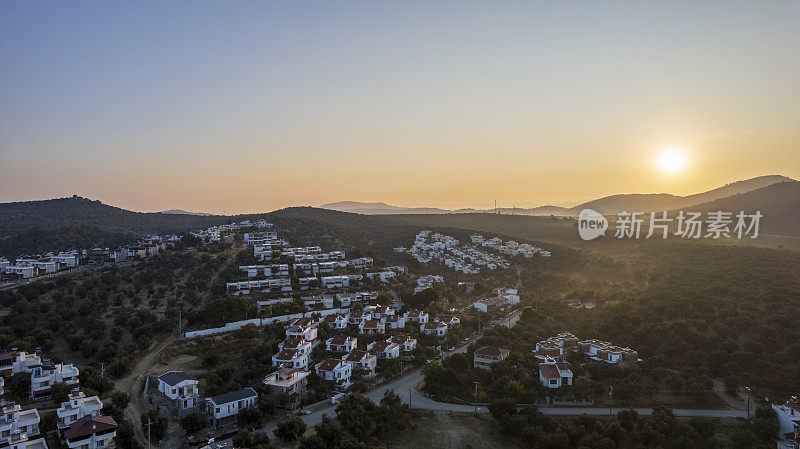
left=656, top=148, right=688, bottom=175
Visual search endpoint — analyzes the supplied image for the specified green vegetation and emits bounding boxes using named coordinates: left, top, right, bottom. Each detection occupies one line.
left=487, top=404, right=775, bottom=449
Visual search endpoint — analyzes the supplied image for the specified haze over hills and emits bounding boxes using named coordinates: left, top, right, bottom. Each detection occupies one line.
left=321, top=175, right=795, bottom=216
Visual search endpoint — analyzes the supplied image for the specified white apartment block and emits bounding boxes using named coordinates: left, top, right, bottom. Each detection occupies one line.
left=0, top=403, right=40, bottom=446
left=326, top=335, right=358, bottom=353
left=359, top=319, right=385, bottom=335
left=30, top=360, right=79, bottom=398
left=57, top=390, right=102, bottom=434
left=387, top=335, right=417, bottom=353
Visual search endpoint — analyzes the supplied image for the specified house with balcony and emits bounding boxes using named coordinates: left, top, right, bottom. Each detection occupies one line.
left=387, top=335, right=417, bottom=354
left=403, top=310, right=429, bottom=325
left=367, top=341, right=400, bottom=360
left=205, top=388, right=258, bottom=426
left=473, top=346, right=510, bottom=371
left=315, top=359, right=353, bottom=389
left=279, top=337, right=313, bottom=356
left=263, top=368, right=309, bottom=410
left=383, top=314, right=406, bottom=330
left=285, top=324, right=318, bottom=343
left=56, top=390, right=102, bottom=436
left=342, top=350, right=377, bottom=378
left=272, top=349, right=309, bottom=370
left=0, top=403, right=40, bottom=446
left=30, top=360, right=79, bottom=398
left=370, top=306, right=394, bottom=320
left=0, top=351, right=41, bottom=377
left=321, top=314, right=347, bottom=329
left=359, top=319, right=385, bottom=335
left=62, top=415, right=117, bottom=449
left=421, top=321, right=448, bottom=337
left=326, top=335, right=357, bottom=353
left=156, top=371, right=199, bottom=415
left=347, top=310, right=372, bottom=326
left=538, top=360, right=573, bottom=389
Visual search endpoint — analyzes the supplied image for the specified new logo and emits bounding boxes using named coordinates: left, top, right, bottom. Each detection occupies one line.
left=578, top=209, right=608, bottom=240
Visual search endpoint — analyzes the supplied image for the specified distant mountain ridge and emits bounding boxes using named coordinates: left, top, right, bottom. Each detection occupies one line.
left=160, top=209, right=212, bottom=216
left=321, top=175, right=795, bottom=216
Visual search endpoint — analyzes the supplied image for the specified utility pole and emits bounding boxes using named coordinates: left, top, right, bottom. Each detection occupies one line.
left=146, top=418, right=152, bottom=449
left=409, top=391, right=412, bottom=408
left=474, top=382, right=479, bottom=415
left=100, top=362, right=105, bottom=384
left=609, top=386, right=614, bottom=416
left=178, top=308, right=181, bottom=336
left=745, top=386, right=751, bottom=421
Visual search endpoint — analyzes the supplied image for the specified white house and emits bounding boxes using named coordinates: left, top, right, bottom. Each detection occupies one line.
left=326, top=335, right=358, bottom=353
left=156, top=371, right=200, bottom=413
left=30, top=360, right=79, bottom=398
left=272, top=349, right=309, bottom=370
left=347, top=310, right=372, bottom=326
left=421, top=321, right=448, bottom=337
left=62, top=415, right=117, bottom=449
left=57, top=390, right=103, bottom=434
left=321, top=314, right=347, bottom=329
left=367, top=341, right=400, bottom=360
left=342, top=350, right=377, bottom=378
left=205, top=388, right=259, bottom=424
left=285, top=324, right=318, bottom=343
left=359, top=319, right=385, bottom=335
left=403, top=310, right=429, bottom=325
left=279, top=337, right=313, bottom=356
left=773, top=396, right=800, bottom=443
left=383, top=314, right=406, bottom=330
left=315, top=359, right=353, bottom=389
left=370, top=306, right=394, bottom=320
left=387, top=335, right=417, bottom=353
left=538, top=360, right=573, bottom=389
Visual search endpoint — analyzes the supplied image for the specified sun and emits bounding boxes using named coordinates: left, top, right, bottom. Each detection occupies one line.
left=656, top=148, right=689, bottom=174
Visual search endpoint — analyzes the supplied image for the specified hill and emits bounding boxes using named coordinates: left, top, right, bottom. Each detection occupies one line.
left=0, top=196, right=233, bottom=237
left=674, top=180, right=800, bottom=237
left=567, top=174, right=794, bottom=215
left=321, top=175, right=793, bottom=216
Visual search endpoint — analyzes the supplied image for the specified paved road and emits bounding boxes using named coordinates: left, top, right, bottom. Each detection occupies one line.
left=250, top=334, right=748, bottom=442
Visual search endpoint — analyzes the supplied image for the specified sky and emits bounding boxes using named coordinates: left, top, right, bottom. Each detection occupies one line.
left=2, top=1, right=799, bottom=214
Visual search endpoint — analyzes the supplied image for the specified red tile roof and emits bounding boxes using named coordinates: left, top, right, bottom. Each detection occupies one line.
left=539, top=363, right=561, bottom=379
left=64, top=415, right=117, bottom=440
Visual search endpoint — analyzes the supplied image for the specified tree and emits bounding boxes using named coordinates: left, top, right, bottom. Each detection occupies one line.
left=275, top=416, right=307, bottom=441
left=335, top=394, right=379, bottom=438
left=489, top=398, right=517, bottom=421
left=181, top=412, right=206, bottom=434
left=753, top=406, right=779, bottom=440
left=140, top=408, right=168, bottom=441
left=315, top=415, right=344, bottom=447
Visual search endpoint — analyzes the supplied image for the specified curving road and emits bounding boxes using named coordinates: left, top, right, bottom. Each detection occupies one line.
left=251, top=336, right=746, bottom=441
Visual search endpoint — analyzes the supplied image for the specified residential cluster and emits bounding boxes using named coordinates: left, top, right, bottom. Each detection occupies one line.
left=405, top=230, right=512, bottom=274
left=0, top=350, right=117, bottom=449
left=470, top=234, right=551, bottom=258
left=0, top=236, right=176, bottom=281
left=192, top=219, right=272, bottom=243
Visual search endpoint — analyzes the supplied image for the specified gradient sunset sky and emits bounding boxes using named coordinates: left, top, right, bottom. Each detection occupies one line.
left=2, top=1, right=799, bottom=214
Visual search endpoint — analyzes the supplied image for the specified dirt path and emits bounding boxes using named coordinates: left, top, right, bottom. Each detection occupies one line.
left=116, top=249, right=237, bottom=447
